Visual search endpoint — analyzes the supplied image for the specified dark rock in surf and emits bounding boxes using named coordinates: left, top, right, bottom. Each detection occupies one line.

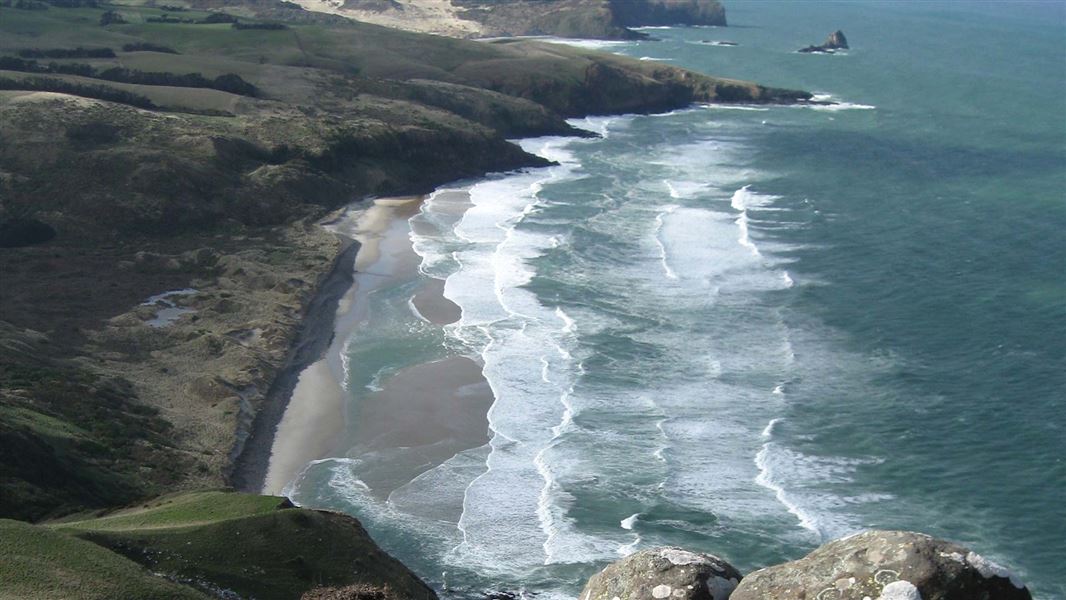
left=581, top=547, right=742, bottom=600
left=730, top=530, right=1032, bottom=600
left=798, top=29, right=849, bottom=53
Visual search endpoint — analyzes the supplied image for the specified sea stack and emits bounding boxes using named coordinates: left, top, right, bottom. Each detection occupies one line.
left=799, top=29, right=850, bottom=53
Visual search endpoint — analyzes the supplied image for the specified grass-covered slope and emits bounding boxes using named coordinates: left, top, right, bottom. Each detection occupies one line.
left=49, top=490, right=437, bottom=600
left=0, top=518, right=209, bottom=600
left=0, top=490, right=435, bottom=599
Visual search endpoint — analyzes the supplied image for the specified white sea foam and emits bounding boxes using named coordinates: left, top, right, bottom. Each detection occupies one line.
left=617, top=533, right=642, bottom=557
left=639, top=56, right=673, bottom=61
left=754, top=443, right=822, bottom=536
left=538, top=37, right=632, bottom=51
left=754, top=443, right=891, bottom=541
left=806, top=93, right=875, bottom=111
left=809, top=101, right=876, bottom=112
left=761, top=418, right=783, bottom=438
left=653, top=205, right=680, bottom=280
left=703, top=104, right=769, bottom=111
left=567, top=115, right=634, bottom=138
left=422, top=136, right=619, bottom=573
left=406, top=295, right=430, bottom=323
left=556, top=307, right=576, bottom=334
left=732, top=185, right=781, bottom=258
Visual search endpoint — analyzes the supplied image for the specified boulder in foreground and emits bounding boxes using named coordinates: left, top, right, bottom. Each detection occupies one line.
left=581, top=547, right=742, bottom=600
left=730, top=530, right=1030, bottom=600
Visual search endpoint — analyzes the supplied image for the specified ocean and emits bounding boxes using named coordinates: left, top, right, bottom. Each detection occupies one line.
left=286, top=1, right=1066, bottom=597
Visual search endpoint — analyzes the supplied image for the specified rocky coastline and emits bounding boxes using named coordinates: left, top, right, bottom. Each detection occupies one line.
left=0, top=2, right=893, bottom=598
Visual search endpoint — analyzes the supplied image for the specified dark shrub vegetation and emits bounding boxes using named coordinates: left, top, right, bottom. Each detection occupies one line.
left=0, top=76, right=157, bottom=108
left=17, top=47, right=115, bottom=59
left=121, top=42, right=179, bottom=54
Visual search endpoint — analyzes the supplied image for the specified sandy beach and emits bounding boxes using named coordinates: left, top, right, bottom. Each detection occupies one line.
left=261, top=193, right=488, bottom=497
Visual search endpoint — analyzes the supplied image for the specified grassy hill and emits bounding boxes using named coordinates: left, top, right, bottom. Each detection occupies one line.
left=2, top=490, right=435, bottom=599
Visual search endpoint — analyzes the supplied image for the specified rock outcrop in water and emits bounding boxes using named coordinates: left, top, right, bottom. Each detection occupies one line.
left=585, top=532, right=1031, bottom=600
left=798, top=30, right=850, bottom=53
left=581, top=547, right=742, bottom=600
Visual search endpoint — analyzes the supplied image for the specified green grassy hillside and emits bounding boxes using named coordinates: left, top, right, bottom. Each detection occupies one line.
left=2, top=490, right=436, bottom=599
left=0, top=518, right=209, bottom=600
left=51, top=491, right=437, bottom=599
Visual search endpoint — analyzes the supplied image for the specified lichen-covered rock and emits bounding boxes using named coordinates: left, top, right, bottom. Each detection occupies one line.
left=730, top=530, right=1030, bottom=600
left=581, top=547, right=742, bottom=600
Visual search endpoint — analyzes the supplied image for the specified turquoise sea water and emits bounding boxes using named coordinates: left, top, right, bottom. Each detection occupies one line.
left=290, top=2, right=1066, bottom=597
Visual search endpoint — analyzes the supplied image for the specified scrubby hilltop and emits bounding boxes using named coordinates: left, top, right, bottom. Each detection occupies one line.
left=290, top=0, right=726, bottom=39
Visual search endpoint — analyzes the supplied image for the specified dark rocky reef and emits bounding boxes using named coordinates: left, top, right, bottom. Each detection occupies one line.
left=799, top=29, right=849, bottom=54
left=585, top=531, right=1031, bottom=600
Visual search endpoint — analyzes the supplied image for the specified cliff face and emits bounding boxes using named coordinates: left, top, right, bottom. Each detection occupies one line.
left=609, top=0, right=726, bottom=28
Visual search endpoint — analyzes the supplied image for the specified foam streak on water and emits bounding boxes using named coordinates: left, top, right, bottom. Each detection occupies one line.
left=430, top=137, right=615, bottom=573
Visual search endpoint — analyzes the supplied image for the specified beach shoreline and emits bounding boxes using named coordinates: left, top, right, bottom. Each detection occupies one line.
left=247, top=194, right=484, bottom=498
left=228, top=229, right=360, bottom=492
